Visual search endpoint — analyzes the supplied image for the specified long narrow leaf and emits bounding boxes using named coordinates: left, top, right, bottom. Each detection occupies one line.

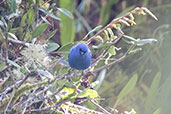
left=32, top=23, right=48, bottom=38
left=145, top=72, right=161, bottom=113
left=60, top=0, right=75, bottom=45
left=57, top=8, right=73, bottom=19
left=38, top=7, right=61, bottom=21
left=0, top=62, right=6, bottom=72
left=114, top=74, right=138, bottom=108
left=8, top=60, right=21, bottom=68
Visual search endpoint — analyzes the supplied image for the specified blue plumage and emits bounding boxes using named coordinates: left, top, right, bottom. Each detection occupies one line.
left=68, top=43, right=91, bottom=70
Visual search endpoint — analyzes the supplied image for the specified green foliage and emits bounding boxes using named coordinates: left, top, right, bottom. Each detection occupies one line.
left=0, top=0, right=168, bottom=114
left=32, top=23, right=48, bottom=38
left=153, top=108, right=161, bottom=114
left=57, top=8, right=73, bottom=19
left=9, top=0, right=17, bottom=13
left=84, top=25, right=103, bottom=39
left=8, top=59, right=21, bottom=68
left=0, top=62, right=6, bottom=72
left=58, top=42, right=73, bottom=53
left=38, top=7, right=61, bottom=21
left=27, top=8, right=35, bottom=25
left=108, top=46, right=116, bottom=55
left=46, top=42, right=60, bottom=53
left=45, top=29, right=57, bottom=40
left=78, top=89, right=99, bottom=98
left=145, top=72, right=161, bottom=113
left=60, top=0, right=76, bottom=45
left=114, top=74, right=138, bottom=108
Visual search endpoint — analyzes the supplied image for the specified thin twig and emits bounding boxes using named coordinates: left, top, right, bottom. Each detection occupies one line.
left=89, top=28, right=124, bottom=72
left=66, top=102, right=104, bottom=114
left=44, top=86, right=64, bottom=100
left=82, top=11, right=127, bottom=41
left=28, top=99, right=68, bottom=113
left=4, top=89, right=16, bottom=114
left=93, top=54, right=126, bottom=72
left=93, top=44, right=134, bottom=72
left=8, top=37, right=28, bottom=47
left=90, top=99, right=110, bottom=114
left=1, top=56, right=24, bottom=73
left=17, top=71, right=38, bottom=88
left=17, top=74, right=67, bottom=110
left=21, top=103, right=28, bottom=114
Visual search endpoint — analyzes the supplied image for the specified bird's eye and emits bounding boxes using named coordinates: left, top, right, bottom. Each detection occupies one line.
left=79, top=48, right=86, bottom=55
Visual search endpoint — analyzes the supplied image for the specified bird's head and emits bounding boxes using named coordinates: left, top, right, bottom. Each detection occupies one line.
left=68, top=42, right=91, bottom=70
left=76, top=43, right=89, bottom=55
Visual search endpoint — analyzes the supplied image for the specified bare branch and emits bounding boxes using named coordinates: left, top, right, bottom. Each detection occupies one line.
left=8, top=38, right=28, bottom=47
left=90, top=99, right=110, bottom=114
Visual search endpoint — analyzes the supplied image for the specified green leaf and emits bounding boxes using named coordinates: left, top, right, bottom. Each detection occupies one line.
left=8, top=59, right=21, bottom=68
left=91, top=81, right=99, bottom=89
left=0, top=62, right=6, bottom=72
left=145, top=72, right=161, bottom=113
left=60, top=0, right=75, bottom=45
left=106, top=28, right=117, bottom=40
left=56, top=87, right=75, bottom=102
left=59, top=67, right=70, bottom=75
left=118, top=74, right=137, bottom=99
left=71, top=76, right=81, bottom=82
left=0, top=29, right=4, bottom=41
left=85, top=25, right=102, bottom=38
left=10, top=0, right=17, bottom=13
left=57, top=8, right=73, bottom=19
left=56, top=79, right=68, bottom=88
left=46, top=42, right=60, bottom=53
left=8, top=32, right=18, bottom=40
left=86, top=89, right=99, bottom=98
left=1, top=17, right=7, bottom=28
left=128, top=48, right=142, bottom=54
left=137, top=38, right=157, bottom=46
left=41, top=15, right=51, bottom=25
left=20, top=13, right=27, bottom=27
left=24, top=30, right=31, bottom=41
left=78, top=89, right=99, bottom=98
left=114, top=74, right=138, bottom=108
left=58, top=42, right=73, bottom=53
left=32, top=23, right=48, bottom=38
left=27, top=8, right=34, bottom=25
left=98, top=42, right=113, bottom=49
left=108, top=46, right=116, bottom=55
left=115, top=24, right=121, bottom=28
left=153, top=108, right=161, bottom=114
left=38, top=7, right=61, bottom=21
left=46, top=29, right=57, bottom=40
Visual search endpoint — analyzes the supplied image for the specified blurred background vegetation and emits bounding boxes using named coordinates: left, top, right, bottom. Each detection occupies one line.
left=0, top=0, right=171, bottom=114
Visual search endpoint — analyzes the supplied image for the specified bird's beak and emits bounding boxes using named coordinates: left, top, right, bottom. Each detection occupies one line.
left=80, top=51, right=85, bottom=55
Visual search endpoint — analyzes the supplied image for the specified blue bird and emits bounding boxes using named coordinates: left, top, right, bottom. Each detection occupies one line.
left=68, top=43, right=91, bottom=70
